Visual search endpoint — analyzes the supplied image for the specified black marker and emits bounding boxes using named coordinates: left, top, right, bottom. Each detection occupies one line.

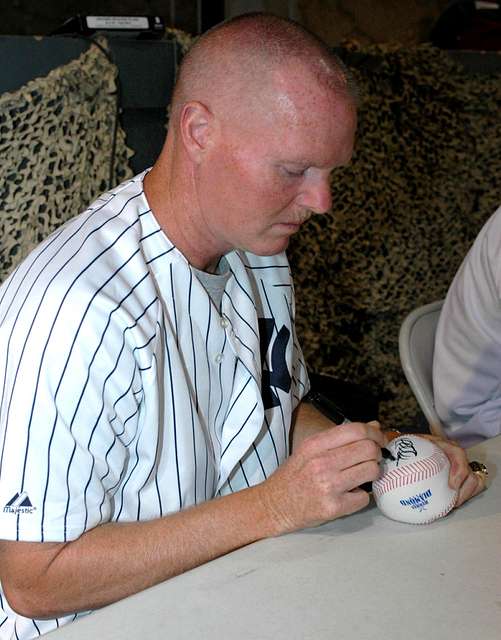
left=306, top=389, right=349, bottom=426
left=306, top=390, right=395, bottom=491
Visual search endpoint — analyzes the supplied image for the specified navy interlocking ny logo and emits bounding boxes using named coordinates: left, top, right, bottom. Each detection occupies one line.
left=259, top=318, right=291, bottom=409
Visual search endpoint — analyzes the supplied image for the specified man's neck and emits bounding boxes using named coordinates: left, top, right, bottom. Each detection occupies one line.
left=143, top=155, right=225, bottom=273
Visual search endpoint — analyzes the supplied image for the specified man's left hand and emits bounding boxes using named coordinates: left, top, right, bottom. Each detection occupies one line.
left=420, top=434, right=487, bottom=507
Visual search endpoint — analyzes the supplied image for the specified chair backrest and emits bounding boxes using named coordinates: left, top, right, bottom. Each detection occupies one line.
left=398, top=300, right=445, bottom=436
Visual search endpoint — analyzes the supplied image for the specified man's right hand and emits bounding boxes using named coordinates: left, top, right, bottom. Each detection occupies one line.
left=259, top=421, right=387, bottom=534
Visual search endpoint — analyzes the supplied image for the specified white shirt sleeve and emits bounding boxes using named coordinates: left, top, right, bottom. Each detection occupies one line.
left=433, top=205, right=501, bottom=446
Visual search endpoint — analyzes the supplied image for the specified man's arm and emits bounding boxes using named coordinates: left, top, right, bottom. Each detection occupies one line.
left=0, top=419, right=386, bottom=620
left=0, top=403, right=484, bottom=620
left=433, top=205, right=501, bottom=446
left=290, top=397, right=344, bottom=449
left=0, top=483, right=278, bottom=618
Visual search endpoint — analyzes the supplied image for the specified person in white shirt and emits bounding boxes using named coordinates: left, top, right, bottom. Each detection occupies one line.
left=434, top=205, right=501, bottom=446
left=0, top=12, right=483, bottom=639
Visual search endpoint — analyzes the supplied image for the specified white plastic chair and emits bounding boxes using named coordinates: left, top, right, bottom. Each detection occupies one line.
left=398, top=300, right=445, bottom=437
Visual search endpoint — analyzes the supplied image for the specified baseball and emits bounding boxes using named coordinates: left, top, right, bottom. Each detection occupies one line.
left=372, top=435, right=458, bottom=524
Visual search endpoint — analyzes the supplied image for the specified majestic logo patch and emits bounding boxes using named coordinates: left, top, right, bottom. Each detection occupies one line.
left=259, top=319, right=291, bottom=409
left=3, top=491, right=36, bottom=514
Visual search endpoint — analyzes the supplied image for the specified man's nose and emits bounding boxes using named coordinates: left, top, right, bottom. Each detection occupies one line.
left=298, top=176, right=332, bottom=214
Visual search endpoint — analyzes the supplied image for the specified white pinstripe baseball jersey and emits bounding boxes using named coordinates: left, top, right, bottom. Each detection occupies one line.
left=0, top=172, right=309, bottom=639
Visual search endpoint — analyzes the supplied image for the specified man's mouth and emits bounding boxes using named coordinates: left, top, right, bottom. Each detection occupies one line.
left=278, top=221, right=301, bottom=231
left=283, top=214, right=311, bottom=227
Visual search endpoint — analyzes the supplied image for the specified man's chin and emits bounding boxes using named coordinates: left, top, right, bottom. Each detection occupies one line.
left=242, top=237, right=290, bottom=257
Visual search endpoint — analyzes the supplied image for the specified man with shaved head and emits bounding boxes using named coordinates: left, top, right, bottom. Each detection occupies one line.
left=0, top=13, right=483, bottom=638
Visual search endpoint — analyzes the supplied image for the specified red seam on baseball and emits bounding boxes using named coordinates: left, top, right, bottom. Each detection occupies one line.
left=415, top=492, right=458, bottom=524
left=373, top=450, right=448, bottom=498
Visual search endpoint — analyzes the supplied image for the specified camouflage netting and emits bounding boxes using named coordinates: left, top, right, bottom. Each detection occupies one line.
left=0, top=39, right=134, bottom=282
left=288, top=43, right=501, bottom=430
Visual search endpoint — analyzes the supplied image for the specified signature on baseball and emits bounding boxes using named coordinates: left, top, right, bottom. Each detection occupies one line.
left=395, top=438, right=418, bottom=466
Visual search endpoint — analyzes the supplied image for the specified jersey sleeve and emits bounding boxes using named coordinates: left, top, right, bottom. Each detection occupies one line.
left=0, top=265, right=159, bottom=542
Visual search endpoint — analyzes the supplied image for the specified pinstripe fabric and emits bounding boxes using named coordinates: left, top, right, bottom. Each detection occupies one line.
left=0, top=172, right=309, bottom=639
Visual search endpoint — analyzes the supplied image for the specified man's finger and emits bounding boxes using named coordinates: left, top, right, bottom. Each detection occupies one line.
left=419, top=434, right=470, bottom=491
left=455, top=469, right=487, bottom=507
left=338, top=488, right=371, bottom=517
left=301, top=420, right=387, bottom=456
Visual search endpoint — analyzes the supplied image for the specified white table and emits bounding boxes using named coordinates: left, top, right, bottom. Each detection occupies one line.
left=49, top=438, right=501, bottom=640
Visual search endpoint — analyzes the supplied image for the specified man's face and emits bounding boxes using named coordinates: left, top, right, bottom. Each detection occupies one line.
left=194, top=75, right=357, bottom=259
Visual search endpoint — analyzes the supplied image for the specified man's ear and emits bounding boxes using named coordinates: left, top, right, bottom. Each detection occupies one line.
left=179, top=101, right=215, bottom=163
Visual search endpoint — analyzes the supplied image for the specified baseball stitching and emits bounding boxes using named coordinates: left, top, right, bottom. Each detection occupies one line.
left=372, top=449, right=449, bottom=498
left=417, top=492, right=458, bottom=524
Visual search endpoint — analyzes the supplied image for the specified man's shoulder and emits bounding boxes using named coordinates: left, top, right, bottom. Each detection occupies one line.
left=0, top=173, right=161, bottom=329
left=471, top=205, right=501, bottom=258
left=22, top=174, right=149, bottom=271
left=456, top=204, right=501, bottom=289
left=81, top=171, right=151, bottom=236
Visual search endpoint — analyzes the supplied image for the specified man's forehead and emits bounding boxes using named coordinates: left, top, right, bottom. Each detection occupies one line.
left=271, top=57, right=347, bottom=96
left=266, top=88, right=355, bottom=137
left=268, top=64, right=352, bottom=119
left=264, top=97, right=356, bottom=167
left=219, top=60, right=356, bottom=161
